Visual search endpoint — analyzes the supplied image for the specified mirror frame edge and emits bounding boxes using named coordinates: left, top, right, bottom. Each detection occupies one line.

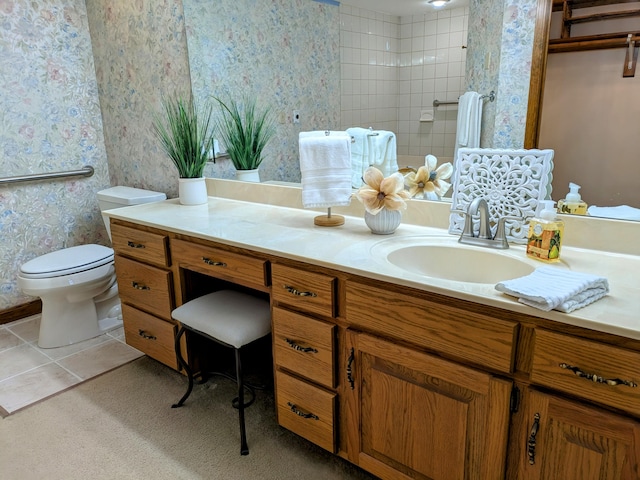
left=524, top=0, right=553, bottom=149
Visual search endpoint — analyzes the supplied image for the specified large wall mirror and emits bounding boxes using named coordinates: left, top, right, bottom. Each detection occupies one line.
left=185, top=0, right=639, bottom=221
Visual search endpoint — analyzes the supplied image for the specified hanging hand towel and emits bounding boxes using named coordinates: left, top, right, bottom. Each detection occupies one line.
left=495, top=267, right=609, bottom=313
left=346, top=127, right=370, bottom=188
left=299, top=131, right=353, bottom=209
left=368, top=130, right=399, bottom=179
left=454, top=92, right=483, bottom=160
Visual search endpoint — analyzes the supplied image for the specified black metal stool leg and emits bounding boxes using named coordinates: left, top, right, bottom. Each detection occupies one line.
left=172, top=326, right=194, bottom=408
left=235, top=348, right=249, bottom=455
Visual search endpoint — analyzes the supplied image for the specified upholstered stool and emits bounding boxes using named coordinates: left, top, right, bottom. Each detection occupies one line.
left=171, top=289, right=271, bottom=455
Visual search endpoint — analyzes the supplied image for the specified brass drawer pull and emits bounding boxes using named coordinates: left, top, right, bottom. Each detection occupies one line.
left=559, top=363, right=638, bottom=387
left=285, top=338, right=318, bottom=353
left=527, top=413, right=540, bottom=465
left=287, top=402, right=319, bottom=420
left=138, top=329, right=156, bottom=340
left=283, top=285, right=317, bottom=297
left=347, top=347, right=355, bottom=390
left=202, top=257, right=227, bottom=267
left=131, top=281, right=150, bottom=291
left=127, top=241, right=145, bottom=249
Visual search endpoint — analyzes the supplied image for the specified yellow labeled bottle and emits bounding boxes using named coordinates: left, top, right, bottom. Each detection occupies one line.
left=557, top=182, right=588, bottom=215
left=526, top=200, right=564, bottom=263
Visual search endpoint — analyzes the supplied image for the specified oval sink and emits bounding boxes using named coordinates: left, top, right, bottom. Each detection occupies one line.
left=370, top=236, right=541, bottom=284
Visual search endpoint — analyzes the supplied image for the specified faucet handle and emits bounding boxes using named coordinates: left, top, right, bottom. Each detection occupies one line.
left=494, top=216, right=521, bottom=248
left=451, top=209, right=474, bottom=237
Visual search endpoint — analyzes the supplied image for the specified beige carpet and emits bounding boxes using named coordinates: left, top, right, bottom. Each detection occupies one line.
left=0, top=356, right=376, bottom=480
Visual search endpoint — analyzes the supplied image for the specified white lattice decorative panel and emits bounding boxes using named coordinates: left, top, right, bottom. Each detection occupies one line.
left=449, top=148, right=554, bottom=244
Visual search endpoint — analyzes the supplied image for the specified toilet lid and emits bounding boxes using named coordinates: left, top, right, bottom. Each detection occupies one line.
left=20, top=245, right=114, bottom=278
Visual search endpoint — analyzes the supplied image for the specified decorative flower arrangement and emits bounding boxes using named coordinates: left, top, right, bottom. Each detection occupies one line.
left=404, top=154, right=453, bottom=199
left=355, top=166, right=410, bottom=215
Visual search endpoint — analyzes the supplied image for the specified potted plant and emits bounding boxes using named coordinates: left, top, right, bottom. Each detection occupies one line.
left=356, top=166, right=409, bottom=234
left=213, top=94, right=275, bottom=182
left=153, top=94, right=214, bottom=205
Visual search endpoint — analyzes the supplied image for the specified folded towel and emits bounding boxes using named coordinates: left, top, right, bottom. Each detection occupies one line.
left=368, top=130, right=399, bottom=179
left=495, top=267, right=609, bottom=313
left=346, top=127, right=370, bottom=188
left=454, top=91, right=483, bottom=160
left=299, top=131, right=353, bottom=209
left=587, top=205, right=640, bottom=221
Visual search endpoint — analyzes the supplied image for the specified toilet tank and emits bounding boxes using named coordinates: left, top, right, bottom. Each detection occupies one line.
left=97, top=186, right=167, bottom=240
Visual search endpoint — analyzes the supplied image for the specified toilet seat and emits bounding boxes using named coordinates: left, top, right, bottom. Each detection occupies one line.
left=19, top=244, right=114, bottom=279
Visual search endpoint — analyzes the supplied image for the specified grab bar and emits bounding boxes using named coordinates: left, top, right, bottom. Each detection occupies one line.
left=0, top=166, right=94, bottom=186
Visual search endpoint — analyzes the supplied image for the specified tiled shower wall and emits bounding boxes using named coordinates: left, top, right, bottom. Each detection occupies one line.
left=339, top=5, right=468, bottom=163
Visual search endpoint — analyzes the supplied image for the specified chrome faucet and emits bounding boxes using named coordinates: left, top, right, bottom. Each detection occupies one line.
left=453, top=198, right=511, bottom=249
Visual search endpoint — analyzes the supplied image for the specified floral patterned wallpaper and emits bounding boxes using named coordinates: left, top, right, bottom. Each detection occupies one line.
left=0, top=0, right=111, bottom=309
left=1, top=0, right=539, bottom=312
left=183, top=0, right=341, bottom=183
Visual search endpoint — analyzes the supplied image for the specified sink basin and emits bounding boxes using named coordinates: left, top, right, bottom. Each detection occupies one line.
left=370, top=236, right=539, bottom=284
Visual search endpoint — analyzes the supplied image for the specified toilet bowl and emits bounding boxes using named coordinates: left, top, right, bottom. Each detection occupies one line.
left=17, top=186, right=166, bottom=348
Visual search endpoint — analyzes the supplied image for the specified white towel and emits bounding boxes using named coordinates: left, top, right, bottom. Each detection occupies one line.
left=495, top=267, right=609, bottom=313
left=368, top=130, right=399, bottom=179
left=454, top=92, right=483, bottom=160
left=587, top=205, right=640, bottom=221
left=346, top=127, right=370, bottom=188
left=299, top=131, right=353, bottom=209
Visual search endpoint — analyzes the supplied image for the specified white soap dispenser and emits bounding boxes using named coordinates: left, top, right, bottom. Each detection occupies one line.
left=557, top=182, right=588, bottom=215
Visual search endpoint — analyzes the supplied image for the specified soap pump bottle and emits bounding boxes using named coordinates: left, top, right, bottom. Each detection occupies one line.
left=557, top=182, right=588, bottom=215
left=526, top=200, right=564, bottom=263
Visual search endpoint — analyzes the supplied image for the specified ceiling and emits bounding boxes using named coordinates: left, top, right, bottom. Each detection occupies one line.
left=340, top=0, right=469, bottom=16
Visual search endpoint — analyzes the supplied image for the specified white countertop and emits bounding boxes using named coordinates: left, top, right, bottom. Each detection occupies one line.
left=106, top=194, right=640, bottom=341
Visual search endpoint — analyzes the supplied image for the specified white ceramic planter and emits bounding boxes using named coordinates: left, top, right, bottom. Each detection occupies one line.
left=364, top=208, right=402, bottom=234
left=178, top=177, right=208, bottom=205
left=235, top=168, right=260, bottom=182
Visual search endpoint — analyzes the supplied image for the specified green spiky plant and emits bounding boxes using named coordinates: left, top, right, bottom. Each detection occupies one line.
left=213, top=95, right=276, bottom=170
left=152, top=94, right=214, bottom=178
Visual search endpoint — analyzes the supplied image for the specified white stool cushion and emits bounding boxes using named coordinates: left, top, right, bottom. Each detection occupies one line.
left=172, top=290, right=271, bottom=349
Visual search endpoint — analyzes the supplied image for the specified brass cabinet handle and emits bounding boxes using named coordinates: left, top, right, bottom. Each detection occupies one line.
left=347, top=347, right=355, bottom=390
left=131, top=281, right=150, bottom=290
left=202, top=257, right=226, bottom=267
left=138, top=329, right=156, bottom=340
left=559, top=363, right=638, bottom=388
left=287, top=402, right=319, bottom=420
left=127, top=241, right=145, bottom=249
left=527, top=413, right=540, bottom=465
left=285, top=338, right=318, bottom=353
left=283, top=285, right=317, bottom=297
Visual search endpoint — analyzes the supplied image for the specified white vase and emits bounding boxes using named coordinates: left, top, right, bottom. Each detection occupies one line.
left=364, top=208, right=402, bottom=234
left=178, top=177, right=208, bottom=205
left=235, top=168, right=260, bottom=182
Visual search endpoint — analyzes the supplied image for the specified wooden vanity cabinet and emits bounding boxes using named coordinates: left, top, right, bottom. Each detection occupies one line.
left=510, top=328, right=640, bottom=479
left=111, top=222, right=179, bottom=370
left=271, top=263, right=339, bottom=453
left=343, top=279, right=515, bottom=480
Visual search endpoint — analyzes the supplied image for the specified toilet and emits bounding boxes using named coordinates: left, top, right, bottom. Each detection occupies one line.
left=17, top=186, right=166, bottom=348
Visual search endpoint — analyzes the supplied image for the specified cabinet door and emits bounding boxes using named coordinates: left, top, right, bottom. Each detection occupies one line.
left=519, top=389, right=640, bottom=480
left=345, top=331, right=511, bottom=480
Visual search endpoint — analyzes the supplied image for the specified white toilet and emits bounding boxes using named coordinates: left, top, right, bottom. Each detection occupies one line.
left=17, top=186, right=166, bottom=348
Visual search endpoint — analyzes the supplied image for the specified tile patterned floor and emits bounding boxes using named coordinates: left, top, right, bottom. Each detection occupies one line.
left=0, top=315, right=143, bottom=416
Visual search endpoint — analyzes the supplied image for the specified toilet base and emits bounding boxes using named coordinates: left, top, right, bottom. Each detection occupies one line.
left=37, top=283, right=123, bottom=349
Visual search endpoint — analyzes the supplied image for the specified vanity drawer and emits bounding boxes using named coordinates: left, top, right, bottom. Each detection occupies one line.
left=122, top=304, right=178, bottom=370
left=531, top=329, right=640, bottom=416
left=271, top=264, right=336, bottom=318
left=275, top=370, right=336, bottom=453
left=111, top=223, right=169, bottom=267
left=171, top=239, right=268, bottom=290
left=345, top=281, right=517, bottom=373
left=115, top=255, right=174, bottom=320
left=273, top=307, right=335, bottom=388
